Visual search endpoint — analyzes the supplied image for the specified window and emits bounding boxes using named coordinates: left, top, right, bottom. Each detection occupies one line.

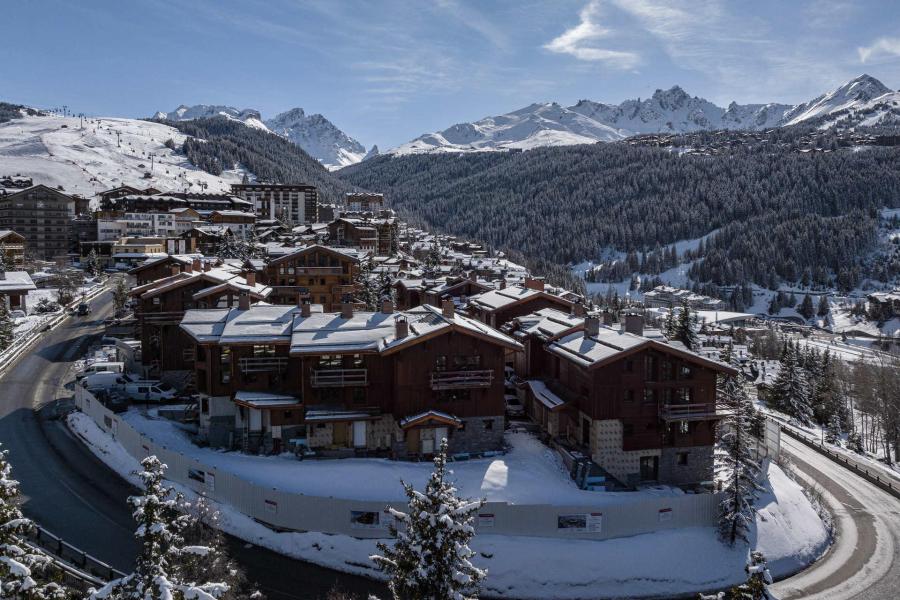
left=645, top=355, right=657, bottom=380
left=219, top=347, right=231, bottom=384
left=435, top=355, right=448, bottom=371
left=352, top=388, right=366, bottom=404
left=438, top=389, right=471, bottom=402
left=679, top=387, right=693, bottom=403
left=643, top=388, right=656, bottom=403
left=661, top=360, right=673, bottom=381
left=680, top=365, right=693, bottom=380
left=284, top=410, right=293, bottom=418
left=624, top=359, right=634, bottom=373
left=676, top=452, right=689, bottom=466
left=252, top=345, right=275, bottom=357
left=483, top=419, right=493, bottom=431
left=351, top=354, right=364, bottom=368
left=623, top=423, right=634, bottom=437
left=679, top=420, right=690, bottom=434
left=454, top=355, right=481, bottom=370
left=318, top=355, right=342, bottom=369
left=624, top=389, right=635, bottom=403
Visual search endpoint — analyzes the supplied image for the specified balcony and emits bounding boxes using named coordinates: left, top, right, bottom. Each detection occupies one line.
left=292, top=266, right=344, bottom=275
left=139, top=310, right=185, bottom=323
left=238, top=356, right=288, bottom=374
left=659, top=403, right=729, bottom=422
left=311, top=368, right=368, bottom=387
left=430, top=369, right=493, bottom=390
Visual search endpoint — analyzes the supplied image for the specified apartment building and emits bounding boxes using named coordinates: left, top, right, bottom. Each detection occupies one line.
left=0, top=185, right=78, bottom=260
left=231, top=183, right=318, bottom=224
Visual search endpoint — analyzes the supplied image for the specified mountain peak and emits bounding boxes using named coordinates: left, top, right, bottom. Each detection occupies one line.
left=265, top=109, right=366, bottom=170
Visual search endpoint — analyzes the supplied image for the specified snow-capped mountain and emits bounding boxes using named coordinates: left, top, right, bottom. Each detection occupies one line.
left=781, top=74, right=894, bottom=126
left=390, top=74, right=898, bottom=155
left=264, top=108, right=368, bottom=170
left=0, top=113, right=246, bottom=201
left=153, top=104, right=270, bottom=131
left=154, top=104, right=368, bottom=170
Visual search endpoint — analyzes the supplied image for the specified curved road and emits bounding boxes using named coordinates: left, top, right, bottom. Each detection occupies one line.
left=3, top=287, right=900, bottom=599
left=772, top=435, right=900, bottom=599
left=0, top=287, right=382, bottom=600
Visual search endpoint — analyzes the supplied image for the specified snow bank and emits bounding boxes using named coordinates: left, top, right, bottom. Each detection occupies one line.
left=69, top=412, right=830, bottom=599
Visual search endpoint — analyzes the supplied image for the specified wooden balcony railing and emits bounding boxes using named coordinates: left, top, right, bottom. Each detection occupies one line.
left=311, top=368, right=368, bottom=387
left=430, top=369, right=493, bottom=390
left=238, top=356, right=288, bottom=374
left=659, top=403, right=728, bottom=422
left=139, top=311, right=185, bottom=323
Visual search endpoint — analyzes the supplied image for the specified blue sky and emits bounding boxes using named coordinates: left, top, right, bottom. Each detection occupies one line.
left=4, top=0, right=900, bottom=149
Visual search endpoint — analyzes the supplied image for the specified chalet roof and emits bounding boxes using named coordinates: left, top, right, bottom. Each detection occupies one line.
left=509, top=308, right=583, bottom=341
left=526, top=380, right=566, bottom=410
left=0, top=230, right=25, bottom=242
left=399, top=410, right=462, bottom=429
left=234, top=391, right=300, bottom=408
left=134, top=267, right=270, bottom=300
left=0, top=271, right=36, bottom=293
left=548, top=326, right=736, bottom=374
left=468, top=285, right=573, bottom=313
left=268, top=243, right=362, bottom=266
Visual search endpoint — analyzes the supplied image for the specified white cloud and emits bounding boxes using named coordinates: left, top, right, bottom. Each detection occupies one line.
left=543, top=1, right=640, bottom=69
left=858, top=37, right=900, bottom=63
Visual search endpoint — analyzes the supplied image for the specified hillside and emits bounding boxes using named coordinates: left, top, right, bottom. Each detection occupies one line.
left=0, top=112, right=243, bottom=199
left=160, top=116, right=358, bottom=204
left=340, top=130, right=900, bottom=292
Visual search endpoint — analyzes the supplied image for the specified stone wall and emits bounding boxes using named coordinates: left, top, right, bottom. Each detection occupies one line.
left=592, top=418, right=661, bottom=485
left=659, top=446, right=714, bottom=485
left=449, top=415, right=505, bottom=454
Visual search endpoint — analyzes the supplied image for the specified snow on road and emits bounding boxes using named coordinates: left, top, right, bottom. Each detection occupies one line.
left=70, top=411, right=829, bottom=599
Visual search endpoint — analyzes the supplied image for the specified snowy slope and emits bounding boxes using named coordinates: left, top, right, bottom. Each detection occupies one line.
left=0, top=113, right=246, bottom=201
left=264, top=108, right=369, bottom=170
left=389, top=74, right=898, bottom=155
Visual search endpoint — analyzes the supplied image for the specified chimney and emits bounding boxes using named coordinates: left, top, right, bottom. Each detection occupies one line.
left=468, top=270, right=477, bottom=282
left=381, top=298, right=394, bottom=314
left=245, top=271, right=256, bottom=287
left=584, top=315, right=600, bottom=338
left=524, top=277, right=545, bottom=292
left=441, top=298, right=455, bottom=319
left=300, top=297, right=311, bottom=318
left=395, top=315, right=409, bottom=339
left=170, top=264, right=181, bottom=277
left=602, top=310, right=613, bottom=326
left=341, top=301, right=354, bottom=319
left=572, top=302, right=586, bottom=317
left=184, top=261, right=192, bottom=273
left=499, top=279, right=507, bottom=290
left=204, top=261, right=212, bottom=272
left=238, top=291, right=251, bottom=311
left=192, top=258, right=202, bottom=272
left=625, top=314, right=644, bottom=336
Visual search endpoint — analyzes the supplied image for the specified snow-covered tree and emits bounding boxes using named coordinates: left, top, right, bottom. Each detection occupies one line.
left=371, top=439, right=486, bottom=600
left=83, top=250, right=101, bottom=277
left=0, top=299, right=14, bottom=352
left=55, top=273, right=77, bottom=306
left=770, top=345, right=813, bottom=425
left=716, top=348, right=763, bottom=546
left=421, top=239, right=441, bottom=280
left=93, top=456, right=227, bottom=600
left=356, top=257, right=381, bottom=311
left=0, top=444, right=69, bottom=600
left=816, top=295, right=830, bottom=318
left=798, top=294, right=814, bottom=320
left=112, top=277, right=130, bottom=315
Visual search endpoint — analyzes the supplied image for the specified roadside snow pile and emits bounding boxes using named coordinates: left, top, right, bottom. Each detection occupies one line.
left=118, top=408, right=682, bottom=505
left=69, top=411, right=830, bottom=599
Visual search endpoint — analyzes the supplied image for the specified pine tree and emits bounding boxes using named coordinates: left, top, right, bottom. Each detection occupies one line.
left=356, top=257, right=381, bottom=311
left=798, top=294, right=814, bottom=320
left=422, top=239, right=441, bottom=280
left=93, top=456, right=228, bottom=600
left=716, top=349, right=763, bottom=546
left=0, top=444, right=69, bottom=600
left=113, top=277, right=130, bottom=315
left=0, top=299, right=14, bottom=352
left=729, top=551, right=773, bottom=600
left=672, top=302, right=699, bottom=350
left=770, top=345, right=813, bottom=425
left=816, top=295, right=830, bottom=318
left=84, top=249, right=101, bottom=277
left=371, top=439, right=486, bottom=600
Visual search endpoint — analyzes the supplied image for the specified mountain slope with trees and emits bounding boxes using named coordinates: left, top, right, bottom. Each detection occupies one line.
left=339, top=129, right=900, bottom=291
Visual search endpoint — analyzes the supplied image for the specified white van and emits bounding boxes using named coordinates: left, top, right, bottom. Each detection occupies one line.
left=76, top=361, right=125, bottom=380
left=123, top=381, right=177, bottom=402
left=81, top=372, right=126, bottom=392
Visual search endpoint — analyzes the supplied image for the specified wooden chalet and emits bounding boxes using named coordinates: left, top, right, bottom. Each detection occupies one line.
left=467, top=279, right=575, bottom=329
left=258, top=244, right=360, bottom=311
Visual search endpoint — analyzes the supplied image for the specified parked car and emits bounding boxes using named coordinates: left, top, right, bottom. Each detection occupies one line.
left=76, top=361, right=125, bottom=380
left=505, top=394, right=525, bottom=418
left=81, top=372, right=126, bottom=392
left=123, top=380, right=177, bottom=402
left=76, top=303, right=91, bottom=316
left=10, top=309, right=26, bottom=321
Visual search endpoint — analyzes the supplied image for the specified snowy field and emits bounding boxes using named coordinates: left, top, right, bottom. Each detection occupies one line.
left=0, top=114, right=244, bottom=202
left=119, top=408, right=683, bottom=506
left=69, top=411, right=830, bottom=599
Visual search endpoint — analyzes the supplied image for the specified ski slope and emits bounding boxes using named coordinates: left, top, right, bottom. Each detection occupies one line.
left=0, top=113, right=246, bottom=202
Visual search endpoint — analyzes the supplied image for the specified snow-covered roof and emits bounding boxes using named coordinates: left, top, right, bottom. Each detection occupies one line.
left=233, top=391, right=300, bottom=408
left=0, top=271, right=36, bottom=292
left=526, top=380, right=566, bottom=410
left=399, top=410, right=462, bottom=428
left=138, top=268, right=270, bottom=300
left=510, top=308, right=583, bottom=341
left=469, top=285, right=573, bottom=313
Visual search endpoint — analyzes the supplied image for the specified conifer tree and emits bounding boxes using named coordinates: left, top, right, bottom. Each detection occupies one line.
left=672, top=302, right=699, bottom=350
left=371, top=439, right=486, bottom=600
left=113, top=277, right=130, bottom=315
left=770, top=345, right=813, bottom=425
left=798, top=294, right=814, bottom=320
left=816, top=295, right=830, bottom=318
left=422, top=238, right=441, bottom=280
left=0, top=298, right=14, bottom=353
left=0, top=445, right=68, bottom=600
left=716, top=348, right=763, bottom=546
left=84, top=249, right=101, bottom=277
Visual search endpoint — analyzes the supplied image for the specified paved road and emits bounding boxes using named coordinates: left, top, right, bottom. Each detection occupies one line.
left=0, top=287, right=382, bottom=600
left=772, top=435, right=900, bottom=600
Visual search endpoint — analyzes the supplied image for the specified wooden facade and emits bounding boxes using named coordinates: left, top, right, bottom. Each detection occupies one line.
left=260, top=245, right=359, bottom=311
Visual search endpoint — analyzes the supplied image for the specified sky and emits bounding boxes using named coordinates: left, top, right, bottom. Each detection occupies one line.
left=4, top=0, right=900, bottom=150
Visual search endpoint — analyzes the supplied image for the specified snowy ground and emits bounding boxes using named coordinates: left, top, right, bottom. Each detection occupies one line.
left=829, top=303, right=900, bottom=339
left=0, top=114, right=245, bottom=202
left=120, top=408, right=682, bottom=506
left=70, top=412, right=829, bottom=599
